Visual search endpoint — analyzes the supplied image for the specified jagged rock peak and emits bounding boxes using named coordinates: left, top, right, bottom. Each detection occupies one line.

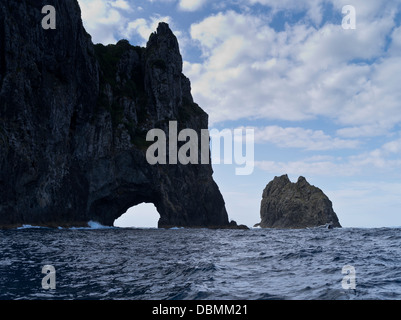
left=297, top=176, right=306, bottom=183
left=257, top=175, right=342, bottom=229
left=155, top=22, right=175, bottom=36
left=147, top=22, right=177, bottom=47
left=146, top=22, right=182, bottom=68
left=276, top=174, right=290, bottom=182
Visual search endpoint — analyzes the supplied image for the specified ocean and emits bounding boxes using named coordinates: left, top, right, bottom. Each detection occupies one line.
left=0, top=225, right=400, bottom=300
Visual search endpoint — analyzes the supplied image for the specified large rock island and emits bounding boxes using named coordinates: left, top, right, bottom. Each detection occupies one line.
left=256, top=175, right=341, bottom=229
left=0, top=0, right=233, bottom=229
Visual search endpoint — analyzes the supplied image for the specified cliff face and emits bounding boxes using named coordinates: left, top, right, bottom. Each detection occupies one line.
left=257, top=175, right=341, bottom=229
left=0, top=0, right=230, bottom=228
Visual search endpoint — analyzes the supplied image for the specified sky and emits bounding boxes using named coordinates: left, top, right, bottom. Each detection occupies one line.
left=77, top=0, right=401, bottom=228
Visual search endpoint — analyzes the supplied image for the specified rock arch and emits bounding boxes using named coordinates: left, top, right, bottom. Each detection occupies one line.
left=0, top=1, right=231, bottom=229
left=114, top=203, right=160, bottom=228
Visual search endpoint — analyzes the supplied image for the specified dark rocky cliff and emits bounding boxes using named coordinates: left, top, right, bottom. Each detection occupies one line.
left=0, top=0, right=231, bottom=228
left=256, top=175, right=341, bottom=229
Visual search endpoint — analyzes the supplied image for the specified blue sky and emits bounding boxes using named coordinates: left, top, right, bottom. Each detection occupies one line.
left=78, top=0, right=401, bottom=228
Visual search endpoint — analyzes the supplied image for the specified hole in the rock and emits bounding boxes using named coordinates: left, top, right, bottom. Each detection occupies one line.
left=114, top=203, right=160, bottom=228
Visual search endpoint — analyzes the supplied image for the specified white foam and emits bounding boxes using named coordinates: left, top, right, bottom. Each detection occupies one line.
left=69, top=221, right=115, bottom=230
left=87, top=221, right=113, bottom=229
left=17, top=225, right=47, bottom=230
left=14, top=221, right=115, bottom=230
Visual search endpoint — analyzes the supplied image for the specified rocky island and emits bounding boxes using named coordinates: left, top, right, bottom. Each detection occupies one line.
left=0, top=0, right=237, bottom=229
left=256, top=175, right=341, bottom=229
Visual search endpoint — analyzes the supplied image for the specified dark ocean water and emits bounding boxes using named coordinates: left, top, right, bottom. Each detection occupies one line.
left=0, top=225, right=400, bottom=300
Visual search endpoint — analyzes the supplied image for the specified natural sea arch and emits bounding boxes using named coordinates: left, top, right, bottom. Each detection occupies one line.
left=114, top=203, right=160, bottom=228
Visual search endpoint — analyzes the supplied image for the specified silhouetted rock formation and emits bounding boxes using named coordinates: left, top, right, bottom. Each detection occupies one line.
left=0, top=0, right=233, bottom=229
left=256, top=175, right=341, bottom=229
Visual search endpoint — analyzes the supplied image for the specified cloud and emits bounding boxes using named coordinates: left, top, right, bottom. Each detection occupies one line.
left=255, top=135, right=401, bottom=177
left=145, top=0, right=208, bottom=12
left=78, top=0, right=180, bottom=50
left=110, top=0, right=132, bottom=10
left=247, top=0, right=326, bottom=25
left=349, top=136, right=401, bottom=169
left=78, top=0, right=175, bottom=47
left=255, top=159, right=359, bottom=176
left=178, top=0, right=208, bottom=12
left=336, top=124, right=393, bottom=138
left=123, top=15, right=172, bottom=43
left=187, top=11, right=311, bottom=123
left=121, top=16, right=192, bottom=57
left=185, top=4, right=401, bottom=135
left=78, top=0, right=132, bottom=44
left=328, top=180, right=401, bottom=227
left=146, top=0, right=175, bottom=3
left=243, top=125, right=360, bottom=150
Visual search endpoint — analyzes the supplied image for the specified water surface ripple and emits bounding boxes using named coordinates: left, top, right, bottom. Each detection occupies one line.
left=0, top=227, right=400, bottom=300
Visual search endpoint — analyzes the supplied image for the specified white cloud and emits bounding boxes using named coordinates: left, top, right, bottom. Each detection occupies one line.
left=255, top=159, right=359, bottom=177
left=187, top=11, right=313, bottom=123
left=110, top=0, right=132, bottom=10
left=123, top=15, right=172, bottom=43
left=248, top=0, right=400, bottom=22
left=185, top=4, right=401, bottom=133
left=336, top=124, right=393, bottom=138
left=178, top=0, right=208, bottom=12
left=121, top=16, right=192, bottom=57
left=78, top=0, right=132, bottom=44
left=78, top=0, right=179, bottom=49
left=144, top=0, right=208, bottom=12
left=328, top=180, right=401, bottom=227
left=146, top=0, right=175, bottom=3
left=255, top=135, right=401, bottom=177
left=382, top=138, right=401, bottom=154
left=244, top=0, right=340, bottom=26
left=349, top=136, right=401, bottom=169
left=389, top=25, right=401, bottom=55
left=244, top=126, right=360, bottom=150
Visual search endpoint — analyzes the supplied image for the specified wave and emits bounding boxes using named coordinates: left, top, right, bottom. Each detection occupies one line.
left=16, top=224, right=50, bottom=230
left=119, top=226, right=158, bottom=230
left=11, top=221, right=115, bottom=231
left=2, top=226, right=401, bottom=299
left=68, top=221, right=116, bottom=230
